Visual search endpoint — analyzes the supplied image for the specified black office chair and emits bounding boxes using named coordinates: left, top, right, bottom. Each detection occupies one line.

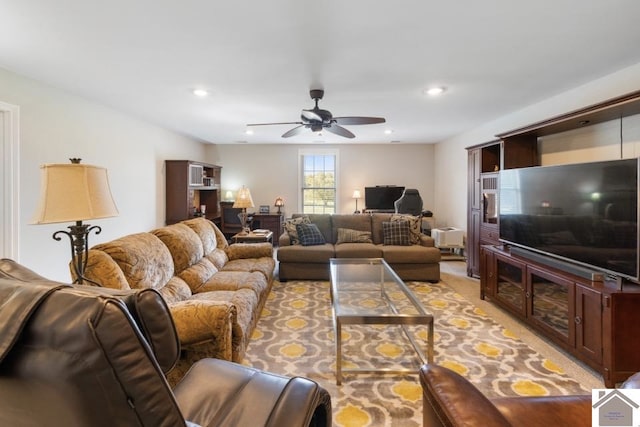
left=394, top=188, right=423, bottom=216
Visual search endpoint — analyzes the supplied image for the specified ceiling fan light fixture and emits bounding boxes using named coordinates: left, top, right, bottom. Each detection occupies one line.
left=245, top=129, right=254, bottom=135
left=246, top=89, right=385, bottom=139
left=424, top=86, right=445, bottom=96
left=384, top=129, right=393, bottom=135
left=192, top=88, right=208, bottom=97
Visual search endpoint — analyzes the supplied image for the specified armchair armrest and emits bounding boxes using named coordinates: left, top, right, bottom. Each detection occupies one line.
left=169, top=300, right=237, bottom=362
left=278, top=232, right=292, bottom=246
left=420, top=364, right=511, bottom=427
left=226, top=242, right=273, bottom=260
left=419, top=234, right=436, bottom=247
left=174, top=358, right=331, bottom=427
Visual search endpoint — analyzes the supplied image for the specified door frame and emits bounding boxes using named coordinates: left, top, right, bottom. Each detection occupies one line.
left=1, top=101, right=20, bottom=260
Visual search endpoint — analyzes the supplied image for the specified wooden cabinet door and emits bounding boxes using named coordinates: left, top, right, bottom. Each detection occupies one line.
left=527, top=266, right=575, bottom=347
left=575, top=285, right=603, bottom=365
left=494, top=253, right=526, bottom=317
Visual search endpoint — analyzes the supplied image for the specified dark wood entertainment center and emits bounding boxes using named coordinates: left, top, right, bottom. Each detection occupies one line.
left=466, top=90, right=640, bottom=387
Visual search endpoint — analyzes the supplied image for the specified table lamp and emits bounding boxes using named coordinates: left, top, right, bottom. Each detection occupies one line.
left=352, top=189, right=362, bottom=214
left=274, top=197, right=284, bottom=214
left=233, top=185, right=254, bottom=234
left=32, top=159, right=118, bottom=284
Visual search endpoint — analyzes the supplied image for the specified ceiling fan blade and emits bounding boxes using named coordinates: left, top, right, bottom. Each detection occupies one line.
left=333, top=116, right=386, bottom=125
left=246, top=121, right=302, bottom=127
left=282, top=124, right=308, bottom=138
left=325, top=124, right=355, bottom=138
left=301, top=109, right=323, bottom=122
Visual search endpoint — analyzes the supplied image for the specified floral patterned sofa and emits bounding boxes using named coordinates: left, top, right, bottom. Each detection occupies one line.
left=80, top=217, right=275, bottom=384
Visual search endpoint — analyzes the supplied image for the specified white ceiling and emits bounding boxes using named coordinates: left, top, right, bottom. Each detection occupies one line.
left=2, top=1, right=640, bottom=144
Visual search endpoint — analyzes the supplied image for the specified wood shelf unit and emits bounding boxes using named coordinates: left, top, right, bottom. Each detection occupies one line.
left=165, top=160, right=222, bottom=225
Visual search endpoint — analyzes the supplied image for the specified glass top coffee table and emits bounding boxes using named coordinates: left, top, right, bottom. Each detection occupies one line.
left=329, top=258, right=434, bottom=385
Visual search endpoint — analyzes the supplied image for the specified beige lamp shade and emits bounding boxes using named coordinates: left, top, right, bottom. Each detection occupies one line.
left=233, top=186, right=254, bottom=209
left=352, top=190, right=362, bottom=199
left=274, top=197, right=284, bottom=207
left=32, top=163, right=119, bottom=224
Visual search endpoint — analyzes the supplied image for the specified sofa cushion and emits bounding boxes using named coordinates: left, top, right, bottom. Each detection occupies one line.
left=152, top=224, right=204, bottom=274
left=297, top=223, right=326, bottom=246
left=91, top=233, right=175, bottom=290
left=301, top=214, right=334, bottom=244
left=331, top=215, right=372, bottom=243
left=207, top=248, right=230, bottom=270
left=200, top=271, right=269, bottom=300
left=284, top=216, right=311, bottom=245
left=336, top=228, right=373, bottom=244
left=157, top=276, right=194, bottom=304
left=277, top=244, right=335, bottom=263
left=222, top=258, right=275, bottom=284
left=382, top=245, right=441, bottom=263
left=391, top=214, right=422, bottom=244
left=370, top=213, right=392, bottom=244
left=334, top=243, right=382, bottom=258
left=382, top=221, right=411, bottom=246
left=182, top=217, right=218, bottom=253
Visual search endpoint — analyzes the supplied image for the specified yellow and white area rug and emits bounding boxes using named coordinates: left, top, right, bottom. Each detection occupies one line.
left=243, top=277, right=589, bottom=427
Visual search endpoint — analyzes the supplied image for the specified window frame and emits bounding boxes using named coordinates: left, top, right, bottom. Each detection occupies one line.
left=297, top=149, right=339, bottom=214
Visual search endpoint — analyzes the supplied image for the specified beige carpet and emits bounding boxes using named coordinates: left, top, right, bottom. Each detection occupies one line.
left=243, top=262, right=597, bottom=426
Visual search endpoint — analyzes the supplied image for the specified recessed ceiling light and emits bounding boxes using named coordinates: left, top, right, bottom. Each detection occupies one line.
left=424, top=87, right=445, bottom=96
left=193, top=89, right=208, bottom=97
left=245, top=129, right=254, bottom=135
left=384, top=129, right=393, bottom=135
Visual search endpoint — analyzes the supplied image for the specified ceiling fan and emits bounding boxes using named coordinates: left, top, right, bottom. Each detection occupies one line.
left=246, top=89, right=386, bottom=139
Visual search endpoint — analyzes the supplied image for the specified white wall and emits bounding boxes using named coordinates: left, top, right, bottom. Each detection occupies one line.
left=0, top=67, right=206, bottom=282
left=207, top=143, right=436, bottom=219
left=434, top=61, right=640, bottom=235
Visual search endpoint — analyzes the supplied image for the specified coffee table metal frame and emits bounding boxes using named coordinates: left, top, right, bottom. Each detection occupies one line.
left=329, top=258, right=434, bottom=385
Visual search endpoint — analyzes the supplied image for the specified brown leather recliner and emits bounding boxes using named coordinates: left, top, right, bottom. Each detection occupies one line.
left=419, top=363, right=640, bottom=427
left=0, top=259, right=331, bottom=426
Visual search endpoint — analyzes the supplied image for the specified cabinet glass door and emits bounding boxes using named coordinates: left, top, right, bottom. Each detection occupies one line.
left=528, top=269, right=574, bottom=345
left=495, top=256, right=525, bottom=315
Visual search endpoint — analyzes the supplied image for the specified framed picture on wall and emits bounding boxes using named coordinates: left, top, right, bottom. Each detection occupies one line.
left=259, top=205, right=270, bottom=214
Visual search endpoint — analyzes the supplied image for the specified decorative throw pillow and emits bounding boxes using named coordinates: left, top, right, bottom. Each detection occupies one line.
left=390, top=214, right=421, bottom=244
left=336, top=228, right=373, bottom=245
left=284, top=215, right=311, bottom=245
left=296, top=223, right=326, bottom=246
left=382, top=221, right=411, bottom=246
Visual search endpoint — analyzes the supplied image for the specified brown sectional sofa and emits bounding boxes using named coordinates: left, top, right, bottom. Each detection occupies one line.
left=277, top=213, right=441, bottom=282
left=80, top=217, right=275, bottom=384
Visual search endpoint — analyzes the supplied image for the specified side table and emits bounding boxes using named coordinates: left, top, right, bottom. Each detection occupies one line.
left=251, top=213, right=283, bottom=246
left=231, top=231, right=273, bottom=244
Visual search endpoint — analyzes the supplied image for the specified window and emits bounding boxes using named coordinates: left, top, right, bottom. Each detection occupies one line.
left=299, top=150, right=338, bottom=214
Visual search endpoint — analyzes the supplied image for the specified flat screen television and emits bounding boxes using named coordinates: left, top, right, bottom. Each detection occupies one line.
left=499, top=158, right=639, bottom=281
left=364, top=186, right=405, bottom=211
